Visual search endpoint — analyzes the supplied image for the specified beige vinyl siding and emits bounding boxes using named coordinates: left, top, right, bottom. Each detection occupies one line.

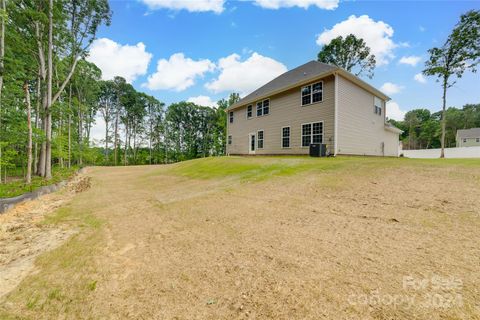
left=456, top=137, right=480, bottom=147
left=337, top=75, right=399, bottom=156
left=227, top=75, right=335, bottom=155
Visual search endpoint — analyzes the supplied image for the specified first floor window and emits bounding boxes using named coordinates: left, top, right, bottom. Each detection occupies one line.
left=247, top=105, right=252, bottom=118
left=302, top=122, right=323, bottom=147
left=477, top=138, right=480, bottom=143
left=228, top=135, right=232, bottom=145
left=463, top=138, right=467, bottom=143
left=282, top=127, right=290, bottom=148
left=257, top=130, right=264, bottom=149
left=229, top=111, right=234, bottom=123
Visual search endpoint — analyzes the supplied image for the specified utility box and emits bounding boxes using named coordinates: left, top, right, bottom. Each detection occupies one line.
left=309, top=143, right=326, bottom=157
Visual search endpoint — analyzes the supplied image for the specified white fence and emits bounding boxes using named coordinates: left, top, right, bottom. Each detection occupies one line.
left=402, top=146, right=480, bottom=159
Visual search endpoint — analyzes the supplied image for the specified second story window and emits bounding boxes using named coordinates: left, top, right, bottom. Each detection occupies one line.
left=301, top=81, right=323, bottom=106
left=256, top=99, right=270, bottom=116
left=247, top=105, right=252, bottom=119
left=374, top=97, right=383, bottom=116
left=229, top=111, right=234, bottom=123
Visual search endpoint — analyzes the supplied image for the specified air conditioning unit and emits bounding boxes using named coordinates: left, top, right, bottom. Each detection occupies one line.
left=309, top=143, right=326, bottom=157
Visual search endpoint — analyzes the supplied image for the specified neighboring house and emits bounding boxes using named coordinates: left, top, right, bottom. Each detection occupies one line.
left=456, top=128, right=480, bottom=147
left=226, top=61, right=402, bottom=157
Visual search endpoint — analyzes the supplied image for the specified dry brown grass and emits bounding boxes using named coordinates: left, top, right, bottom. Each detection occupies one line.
left=0, top=157, right=479, bottom=319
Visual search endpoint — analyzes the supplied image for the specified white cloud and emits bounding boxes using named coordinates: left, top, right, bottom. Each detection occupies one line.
left=144, top=53, right=215, bottom=91
left=87, top=38, right=152, bottom=83
left=316, top=15, right=396, bottom=65
left=399, top=55, right=421, bottom=66
left=253, top=0, right=339, bottom=10
left=141, top=0, right=224, bottom=13
left=414, top=73, right=427, bottom=84
left=206, top=52, right=287, bottom=96
left=419, top=26, right=426, bottom=32
left=381, top=82, right=404, bottom=95
left=187, top=95, right=218, bottom=108
left=386, top=101, right=406, bottom=121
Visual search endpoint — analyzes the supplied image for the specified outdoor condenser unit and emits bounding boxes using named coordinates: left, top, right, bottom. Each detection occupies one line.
left=309, top=143, right=327, bottom=157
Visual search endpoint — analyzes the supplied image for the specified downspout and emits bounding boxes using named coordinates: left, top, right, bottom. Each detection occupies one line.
left=334, top=72, right=339, bottom=156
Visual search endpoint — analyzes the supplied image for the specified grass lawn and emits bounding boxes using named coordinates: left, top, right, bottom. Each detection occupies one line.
left=0, top=166, right=79, bottom=199
left=1, top=156, right=479, bottom=319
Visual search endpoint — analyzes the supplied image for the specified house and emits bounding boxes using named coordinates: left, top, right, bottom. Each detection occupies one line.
left=226, top=61, right=402, bottom=157
left=456, top=128, right=480, bottom=147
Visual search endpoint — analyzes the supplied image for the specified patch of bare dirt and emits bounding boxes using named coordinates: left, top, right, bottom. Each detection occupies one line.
left=0, top=173, right=91, bottom=299
left=80, top=164, right=480, bottom=320
left=2, top=162, right=480, bottom=319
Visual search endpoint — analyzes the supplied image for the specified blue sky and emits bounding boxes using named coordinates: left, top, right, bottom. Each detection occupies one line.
left=88, top=0, right=480, bottom=138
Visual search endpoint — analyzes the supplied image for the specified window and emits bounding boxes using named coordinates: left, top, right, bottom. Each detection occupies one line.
left=282, top=127, right=290, bottom=148
left=228, top=135, right=232, bottom=145
left=301, top=81, right=323, bottom=106
left=256, top=102, right=262, bottom=116
left=263, top=99, right=269, bottom=115
left=374, top=97, right=383, bottom=116
left=256, top=99, right=270, bottom=116
left=257, top=130, right=264, bottom=149
left=229, top=111, right=234, bottom=123
left=247, top=105, right=252, bottom=119
left=477, top=138, right=480, bottom=143
left=463, top=138, right=467, bottom=143
left=302, top=122, right=323, bottom=147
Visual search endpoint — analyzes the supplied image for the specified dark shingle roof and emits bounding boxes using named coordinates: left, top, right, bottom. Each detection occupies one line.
left=457, top=128, right=480, bottom=138
left=231, top=61, right=337, bottom=109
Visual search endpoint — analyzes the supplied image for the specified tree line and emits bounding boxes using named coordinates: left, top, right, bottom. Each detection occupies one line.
left=0, top=0, right=238, bottom=185
left=389, top=104, right=480, bottom=150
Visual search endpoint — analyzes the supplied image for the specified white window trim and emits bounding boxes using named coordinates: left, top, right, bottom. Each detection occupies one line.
left=301, top=81, right=324, bottom=107
left=300, top=121, right=324, bottom=148
left=257, top=129, right=264, bottom=149
left=255, top=99, right=270, bottom=117
left=281, top=126, right=291, bottom=149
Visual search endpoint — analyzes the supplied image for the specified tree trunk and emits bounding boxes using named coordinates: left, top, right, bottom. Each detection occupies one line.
left=68, top=85, right=71, bottom=168
left=124, top=122, right=128, bottom=166
left=440, top=81, right=447, bottom=158
left=149, top=107, right=153, bottom=165
left=24, top=82, right=33, bottom=184
left=0, top=0, right=5, bottom=184
left=113, top=108, right=119, bottom=166
left=34, top=73, right=41, bottom=174
left=44, top=0, right=53, bottom=179
left=104, top=104, right=109, bottom=164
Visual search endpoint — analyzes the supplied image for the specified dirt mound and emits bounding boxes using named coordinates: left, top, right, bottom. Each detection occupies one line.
left=69, top=176, right=91, bottom=193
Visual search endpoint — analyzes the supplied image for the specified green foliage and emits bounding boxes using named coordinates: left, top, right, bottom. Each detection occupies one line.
left=317, top=34, right=376, bottom=78
left=0, top=166, right=78, bottom=198
left=391, top=103, right=480, bottom=149
left=423, top=10, right=480, bottom=155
